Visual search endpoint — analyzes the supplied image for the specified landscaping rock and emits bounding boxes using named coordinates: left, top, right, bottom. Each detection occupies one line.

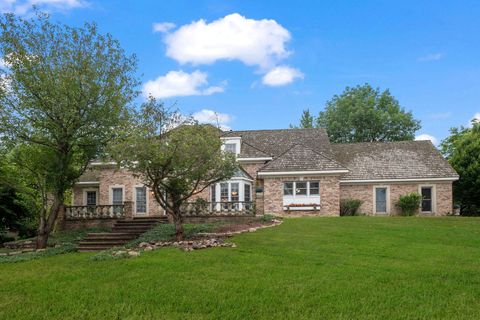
left=128, top=250, right=140, bottom=257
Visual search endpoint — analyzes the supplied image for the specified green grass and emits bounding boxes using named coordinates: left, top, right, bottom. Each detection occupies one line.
left=0, top=217, right=479, bottom=319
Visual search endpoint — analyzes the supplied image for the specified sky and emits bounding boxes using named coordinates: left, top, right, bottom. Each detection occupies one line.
left=1, top=0, right=479, bottom=145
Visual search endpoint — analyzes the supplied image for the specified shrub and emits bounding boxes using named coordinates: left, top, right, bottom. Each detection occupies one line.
left=340, top=199, right=363, bottom=216
left=396, top=193, right=421, bottom=216
left=259, top=214, right=276, bottom=222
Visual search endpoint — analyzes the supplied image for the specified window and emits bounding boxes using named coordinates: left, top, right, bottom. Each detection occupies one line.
left=244, top=184, right=251, bottom=202
left=421, top=187, right=433, bottom=212
left=112, top=188, right=123, bottom=205
left=86, top=191, right=97, bottom=206
left=231, top=183, right=239, bottom=201
left=135, top=187, right=147, bottom=213
left=220, top=183, right=229, bottom=201
left=309, top=182, right=319, bottom=195
left=375, top=187, right=387, bottom=213
left=295, top=182, right=307, bottom=195
left=224, top=143, right=236, bottom=153
left=211, top=184, right=216, bottom=202
left=283, top=181, right=319, bottom=197
left=283, top=182, right=294, bottom=195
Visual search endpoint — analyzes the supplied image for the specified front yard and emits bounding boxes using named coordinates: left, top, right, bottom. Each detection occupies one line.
left=0, top=217, right=479, bottom=319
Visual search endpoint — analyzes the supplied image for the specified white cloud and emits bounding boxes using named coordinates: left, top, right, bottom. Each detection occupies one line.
left=415, top=134, right=438, bottom=145
left=469, top=112, right=480, bottom=127
left=262, top=65, right=304, bottom=86
left=193, top=109, right=232, bottom=130
left=418, top=53, right=444, bottom=62
left=142, top=70, right=225, bottom=99
left=152, top=22, right=176, bottom=33
left=0, top=0, right=88, bottom=15
left=163, top=13, right=291, bottom=69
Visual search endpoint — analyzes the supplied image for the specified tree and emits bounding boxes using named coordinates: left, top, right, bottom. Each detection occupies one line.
left=110, top=98, right=237, bottom=240
left=0, top=12, right=138, bottom=248
left=316, top=84, right=421, bottom=143
left=440, top=121, right=480, bottom=215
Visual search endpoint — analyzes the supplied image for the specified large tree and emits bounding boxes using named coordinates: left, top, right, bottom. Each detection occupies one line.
left=0, top=12, right=138, bottom=248
left=315, top=84, right=421, bottom=143
left=110, top=98, right=237, bottom=240
left=440, top=121, right=480, bottom=215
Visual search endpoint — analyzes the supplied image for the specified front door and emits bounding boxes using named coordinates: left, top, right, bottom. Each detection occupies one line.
left=375, top=187, right=387, bottom=214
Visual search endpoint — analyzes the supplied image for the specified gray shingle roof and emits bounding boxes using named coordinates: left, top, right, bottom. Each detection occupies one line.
left=222, top=128, right=332, bottom=158
left=331, top=140, right=459, bottom=180
left=260, top=144, right=347, bottom=172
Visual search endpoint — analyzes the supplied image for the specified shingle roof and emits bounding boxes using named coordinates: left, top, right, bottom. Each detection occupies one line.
left=331, top=140, right=459, bottom=180
left=260, top=144, right=348, bottom=172
left=78, top=167, right=100, bottom=182
left=222, top=128, right=332, bottom=158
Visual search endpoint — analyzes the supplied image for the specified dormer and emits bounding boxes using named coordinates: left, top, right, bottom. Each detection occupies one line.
left=221, top=136, right=241, bottom=156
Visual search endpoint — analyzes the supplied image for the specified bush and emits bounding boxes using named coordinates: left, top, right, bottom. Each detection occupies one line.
left=396, top=193, right=421, bottom=216
left=340, top=199, right=363, bottom=216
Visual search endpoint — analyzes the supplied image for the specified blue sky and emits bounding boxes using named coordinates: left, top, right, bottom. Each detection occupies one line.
left=2, top=0, right=480, bottom=144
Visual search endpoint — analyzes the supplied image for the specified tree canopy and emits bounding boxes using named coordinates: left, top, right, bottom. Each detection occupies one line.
left=0, top=11, right=138, bottom=247
left=293, top=84, right=421, bottom=143
left=110, top=98, right=237, bottom=240
left=440, top=121, right=480, bottom=215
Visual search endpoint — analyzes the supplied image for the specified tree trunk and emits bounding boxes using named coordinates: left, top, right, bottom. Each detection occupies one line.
left=35, top=192, right=64, bottom=249
left=173, top=206, right=184, bottom=241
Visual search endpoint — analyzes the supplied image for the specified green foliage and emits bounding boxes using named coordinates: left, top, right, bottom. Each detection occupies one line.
left=110, top=97, right=237, bottom=240
left=0, top=12, right=138, bottom=246
left=126, top=223, right=215, bottom=248
left=291, top=109, right=314, bottom=128
left=440, top=122, right=480, bottom=215
left=340, top=199, right=363, bottom=216
left=396, top=192, right=421, bottom=216
left=312, top=84, right=420, bottom=143
left=0, top=243, right=76, bottom=263
left=259, top=214, right=276, bottom=222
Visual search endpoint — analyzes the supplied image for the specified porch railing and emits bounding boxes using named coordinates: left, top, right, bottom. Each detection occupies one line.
left=65, top=204, right=125, bottom=220
left=182, top=201, right=255, bottom=216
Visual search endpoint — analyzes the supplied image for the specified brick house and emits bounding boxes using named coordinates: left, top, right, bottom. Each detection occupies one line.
left=69, top=128, right=458, bottom=221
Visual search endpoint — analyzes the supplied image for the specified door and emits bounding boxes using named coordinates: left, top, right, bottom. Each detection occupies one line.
left=421, top=187, right=433, bottom=213
left=135, top=187, right=147, bottom=215
left=375, top=187, right=387, bottom=214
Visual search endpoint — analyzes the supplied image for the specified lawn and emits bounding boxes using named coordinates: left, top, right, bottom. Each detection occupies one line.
left=1, top=217, right=479, bottom=319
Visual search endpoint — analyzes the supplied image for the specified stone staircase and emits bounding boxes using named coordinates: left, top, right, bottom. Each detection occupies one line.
left=78, top=216, right=168, bottom=252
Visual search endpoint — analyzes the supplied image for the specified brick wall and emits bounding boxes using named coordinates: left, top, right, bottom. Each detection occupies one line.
left=340, top=182, right=453, bottom=216
left=263, top=175, right=341, bottom=216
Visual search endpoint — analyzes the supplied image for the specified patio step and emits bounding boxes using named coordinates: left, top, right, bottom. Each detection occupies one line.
left=77, top=216, right=168, bottom=252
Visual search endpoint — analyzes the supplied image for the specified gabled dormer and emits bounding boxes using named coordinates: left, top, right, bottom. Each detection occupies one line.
left=221, top=136, right=241, bottom=156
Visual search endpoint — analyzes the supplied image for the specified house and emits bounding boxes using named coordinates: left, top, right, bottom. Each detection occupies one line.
left=68, top=128, right=458, bottom=223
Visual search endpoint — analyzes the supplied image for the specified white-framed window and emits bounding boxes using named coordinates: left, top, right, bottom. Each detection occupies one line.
left=283, top=181, right=320, bottom=197
left=110, top=186, right=124, bottom=205
left=244, top=184, right=251, bottom=202
left=373, top=186, right=389, bottom=215
left=134, top=186, right=147, bottom=214
left=211, top=180, right=253, bottom=211
left=224, top=143, right=236, bottom=153
left=83, top=188, right=98, bottom=206
left=419, top=185, right=435, bottom=213
left=282, top=181, right=321, bottom=209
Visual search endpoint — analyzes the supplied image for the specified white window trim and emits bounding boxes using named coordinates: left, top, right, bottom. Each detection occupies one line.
left=418, top=185, right=436, bottom=214
left=373, top=185, right=390, bottom=215
left=109, top=185, right=125, bottom=205
left=133, top=185, right=149, bottom=215
left=283, top=181, right=320, bottom=198
left=83, top=188, right=98, bottom=206
left=221, top=137, right=241, bottom=155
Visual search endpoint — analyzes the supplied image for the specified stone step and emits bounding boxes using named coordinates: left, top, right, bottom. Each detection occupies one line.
left=79, top=240, right=131, bottom=246
left=78, top=246, right=122, bottom=252
left=113, top=222, right=157, bottom=227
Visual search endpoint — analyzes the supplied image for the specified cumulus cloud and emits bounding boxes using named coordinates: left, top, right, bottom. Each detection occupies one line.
left=415, top=133, right=438, bottom=145
left=0, top=0, right=88, bottom=15
left=152, top=22, right=176, bottom=33
left=163, top=13, right=291, bottom=69
left=142, top=70, right=225, bottom=99
left=193, top=109, right=232, bottom=130
left=418, top=53, right=443, bottom=62
left=262, top=65, right=304, bottom=86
